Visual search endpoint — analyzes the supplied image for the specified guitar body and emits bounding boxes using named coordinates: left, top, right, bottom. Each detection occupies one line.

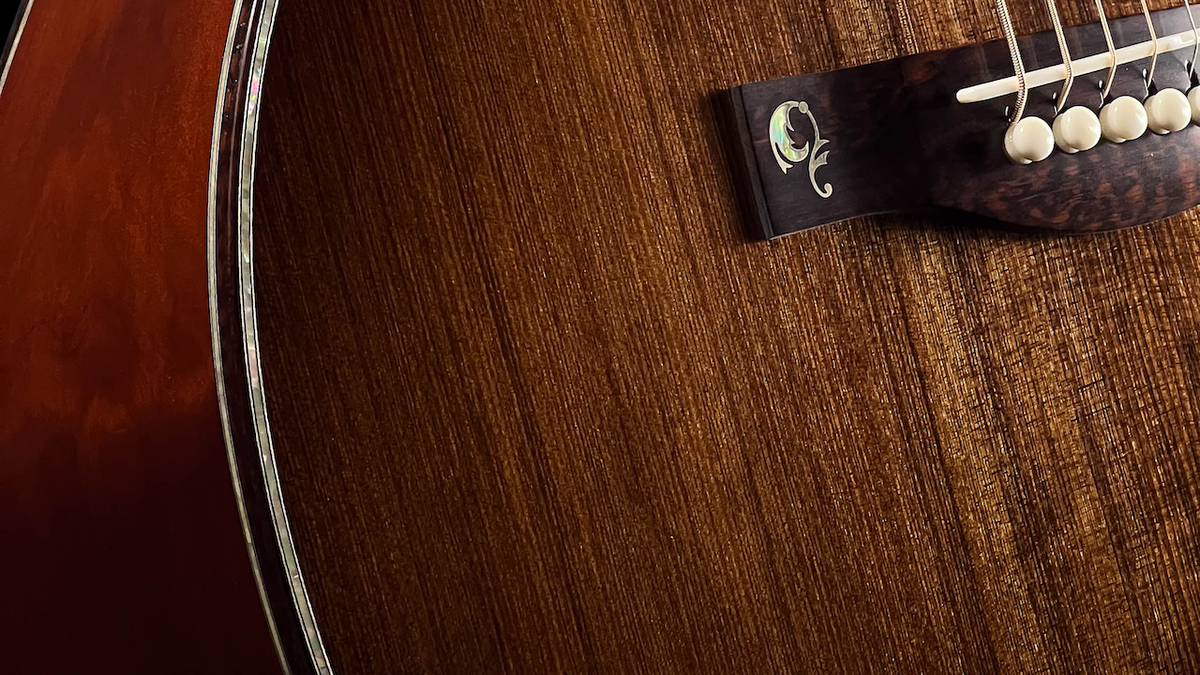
left=4, top=0, right=1200, bottom=673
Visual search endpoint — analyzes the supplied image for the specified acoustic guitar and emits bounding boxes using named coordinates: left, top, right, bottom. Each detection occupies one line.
left=3, top=0, right=1200, bottom=673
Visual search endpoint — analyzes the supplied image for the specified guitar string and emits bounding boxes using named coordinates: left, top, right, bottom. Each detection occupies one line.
left=1002, top=0, right=1156, bottom=113
left=960, top=3, right=1200, bottom=104
left=996, top=0, right=1028, bottom=125
left=1141, top=0, right=1159, bottom=90
left=1095, top=0, right=1117, bottom=102
left=1185, top=0, right=1199, bottom=81
left=1046, top=0, right=1074, bottom=113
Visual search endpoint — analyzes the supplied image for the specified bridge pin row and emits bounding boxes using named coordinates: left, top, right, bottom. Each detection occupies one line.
left=1004, top=92, right=1200, bottom=164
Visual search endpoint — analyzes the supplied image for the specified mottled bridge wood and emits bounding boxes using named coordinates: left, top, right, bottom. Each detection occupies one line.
left=727, top=5, right=1200, bottom=239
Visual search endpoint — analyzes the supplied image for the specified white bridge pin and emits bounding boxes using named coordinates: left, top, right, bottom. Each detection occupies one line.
left=1043, top=0, right=1100, bottom=155
left=1146, top=88, right=1191, bottom=134
left=1006, top=117, right=1055, bottom=164
left=1053, top=106, right=1102, bottom=153
left=1100, top=96, right=1149, bottom=143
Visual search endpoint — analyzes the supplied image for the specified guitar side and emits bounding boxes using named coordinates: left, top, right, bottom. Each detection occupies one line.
left=0, top=1, right=315, bottom=672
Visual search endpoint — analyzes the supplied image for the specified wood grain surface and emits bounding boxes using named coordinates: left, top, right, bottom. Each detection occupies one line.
left=0, top=0, right=279, bottom=672
left=252, top=0, right=1200, bottom=673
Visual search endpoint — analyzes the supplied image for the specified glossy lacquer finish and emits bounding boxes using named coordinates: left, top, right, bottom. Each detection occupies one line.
left=0, top=1, right=279, bottom=672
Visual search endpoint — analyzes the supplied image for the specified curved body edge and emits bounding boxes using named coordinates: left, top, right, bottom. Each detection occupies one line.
left=208, top=1, right=334, bottom=674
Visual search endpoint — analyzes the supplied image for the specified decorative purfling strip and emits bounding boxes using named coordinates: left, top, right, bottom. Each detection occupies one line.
left=208, top=1, right=335, bottom=674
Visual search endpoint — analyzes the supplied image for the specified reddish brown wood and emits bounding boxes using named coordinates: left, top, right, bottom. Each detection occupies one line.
left=0, top=1, right=280, bottom=672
